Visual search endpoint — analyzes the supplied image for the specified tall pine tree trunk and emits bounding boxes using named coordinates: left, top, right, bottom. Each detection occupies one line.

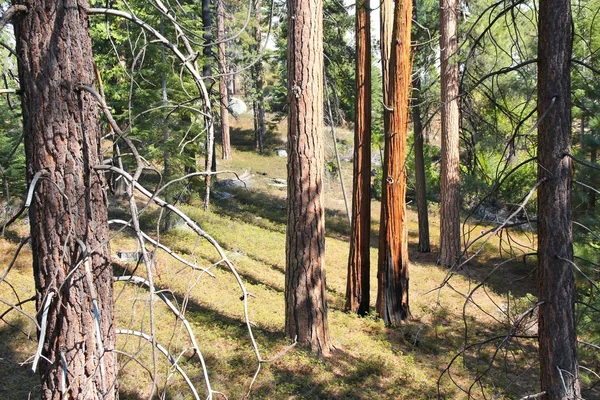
left=537, top=0, right=581, bottom=396
left=380, top=0, right=393, bottom=115
left=217, top=0, right=231, bottom=160
left=376, top=0, right=413, bottom=325
left=14, top=1, right=118, bottom=398
left=252, top=0, right=266, bottom=153
left=439, top=0, right=461, bottom=267
left=285, top=0, right=332, bottom=355
left=413, top=75, right=430, bottom=253
left=345, top=0, right=371, bottom=315
left=202, top=0, right=214, bottom=208
left=161, top=17, right=173, bottom=231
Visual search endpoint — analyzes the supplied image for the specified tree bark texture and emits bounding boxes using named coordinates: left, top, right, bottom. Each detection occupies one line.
left=380, top=0, right=393, bottom=111
left=412, top=75, right=430, bottom=253
left=14, top=1, right=118, bottom=398
left=345, top=0, right=371, bottom=315
left=376, top=0, right=412, bottom=325
left=537, top=0, right=581, bottom=397
left=439, top=0, right=461, bottom=267
left=217, top=0, right=231, bottom=160
left=285, top=0, right=332, bottom=355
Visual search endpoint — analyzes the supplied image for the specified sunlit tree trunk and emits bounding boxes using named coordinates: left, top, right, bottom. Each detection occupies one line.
left=14, top=1, right=118, bottom=398
left=380, top=0, right=393, bottom=115
left=438, top=0, right=461, bottom=267
left=217, top=0, right=231, bottom=160
left=537, top=0, right=581, bottom=397
left=345, top=0, right=371, bottom=315
left=376, top=0, right=413, bottom=325
left=285, top=0, right=332, bottom=355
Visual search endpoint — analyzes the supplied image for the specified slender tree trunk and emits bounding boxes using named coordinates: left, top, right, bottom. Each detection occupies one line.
left=161, top=17, right=173, bottom=231
left=589, top=145, right=596, bottom=210
left=412, top=0, right=429, bottom=252
left=412, top=75, right=430, bottom=253
left=202, top=0, right=214, bottom=209
left=537, top=0, right=581, bottom=397
left=439, top=0, right=461, bottom=267
left=376, top=0, right=413, bottom=325
left=14, top=1, right=118, bottom=398
left=252, top=0, right=266, bottom=153
left=380, top=0, right=393, bottom=113
left=285, top=0, right=332, bottom=355
left=217, top=0, right=231, bottom=160
left=345, top=0, right=371, bottom=315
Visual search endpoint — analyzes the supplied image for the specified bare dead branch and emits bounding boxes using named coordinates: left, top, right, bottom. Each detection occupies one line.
left=114, top=275, right=214, bottom=393
left=109, top=219, right=216, bottom=277
left=32, top=291, right=55, bottom=373
left=115, top=329, right=201, bottom=400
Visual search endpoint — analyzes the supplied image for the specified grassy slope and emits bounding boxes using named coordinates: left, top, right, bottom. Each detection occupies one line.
left=0, top=115, right=541, bottom=399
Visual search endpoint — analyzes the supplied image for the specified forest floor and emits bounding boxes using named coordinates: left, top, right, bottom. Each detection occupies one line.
left=0, top=115, right=546, bottom=399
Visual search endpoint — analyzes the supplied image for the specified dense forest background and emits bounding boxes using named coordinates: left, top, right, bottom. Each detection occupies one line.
left=1, top=0, right=599, bottom=398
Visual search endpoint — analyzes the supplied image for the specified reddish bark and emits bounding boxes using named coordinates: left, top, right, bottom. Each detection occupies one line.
left=345, top=0, right=372, bottom=315
left=376, top=0, right=413, bottom=325
left=217, top=0, right=231, bottom=160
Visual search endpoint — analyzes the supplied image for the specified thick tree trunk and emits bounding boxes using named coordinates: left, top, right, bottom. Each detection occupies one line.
left=14, top=1, right=118, bottom=398
left=413, top=75, right=430, bottom=253
left=537, top=0, right=581, bottom=397
left=345, top=0, right=371, bottom=315
left=217, top=0, right=231, bottom=160
left=376, top=0, right=412, bottom=325
left=285, top=0, right=332, bottom=355
left=439, top=0, right=461, bottom=267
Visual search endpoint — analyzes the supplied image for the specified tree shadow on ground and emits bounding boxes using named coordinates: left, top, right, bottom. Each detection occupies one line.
left=229, top=122, right=287, bottom=155
left=210, top=185, right=355, bottom=240
left=0, top=319, right=40, bottom=399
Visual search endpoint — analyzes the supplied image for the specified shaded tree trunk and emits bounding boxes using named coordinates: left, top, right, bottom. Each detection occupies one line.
left=345, top=0, right=371, bottom=315
left=439, top=0, right=461, bottom=267
left=285, top=0, right=332, bottom=355
left=589, top=144, right=597, bottom=210
left=412, top=75, right=430, bottom=253
left=14, top=1, right=118, bottom=398
left=537, top=0, right=581, bottom=397
left=376, top=0, right=413, bottom=325
left=202, top=0, right=214, bottom=209
left=217, top=0, right=231, bottom=160
left=252, top=0, right=266, bottom=153
left=161, top=17, right=173, bottom=231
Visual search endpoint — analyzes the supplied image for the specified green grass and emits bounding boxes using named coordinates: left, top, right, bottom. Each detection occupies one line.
left=0, top=114, right=546, bottom=399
